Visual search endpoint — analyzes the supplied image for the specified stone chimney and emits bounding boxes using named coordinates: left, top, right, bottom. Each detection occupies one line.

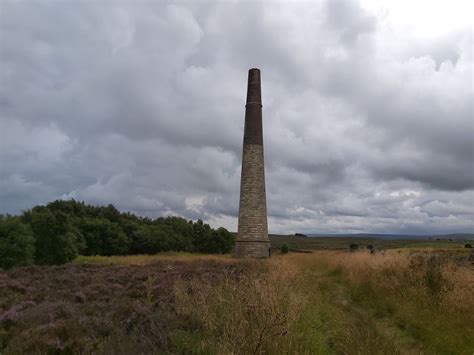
left=234, top=68, right=270, bottom=258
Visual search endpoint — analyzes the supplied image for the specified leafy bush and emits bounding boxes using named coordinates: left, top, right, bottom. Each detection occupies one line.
left=349, top=243, right=359, bottom=251
left=465, top=244, right=472, bottom=248
left=0, top=216, right=35, bottom=269
left=281, top=244, right=289, bottom=254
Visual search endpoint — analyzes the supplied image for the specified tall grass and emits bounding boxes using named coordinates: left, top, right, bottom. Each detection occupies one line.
left=171, top=251, right=474, bottom=354
left=291, top=251, right=474, bottom=354
left=173, top=258, right=310, bottom=354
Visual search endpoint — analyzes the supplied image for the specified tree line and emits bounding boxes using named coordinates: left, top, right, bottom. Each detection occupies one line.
left=0, top=200, right=234, bottom=269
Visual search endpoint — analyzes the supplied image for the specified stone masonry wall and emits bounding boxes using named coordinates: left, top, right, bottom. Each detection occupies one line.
left=235, top=143, right=270, bottom=258
left=234, top=240, right=270, bottom=258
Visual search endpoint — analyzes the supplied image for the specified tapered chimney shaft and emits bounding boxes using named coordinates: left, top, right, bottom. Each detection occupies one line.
left=235, top=68, right=270, bottom=258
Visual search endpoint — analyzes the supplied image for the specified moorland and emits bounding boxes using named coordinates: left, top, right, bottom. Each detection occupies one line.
left=1, top=247, right=473, bottom=354
left=1, top=200, right=473, bottom=354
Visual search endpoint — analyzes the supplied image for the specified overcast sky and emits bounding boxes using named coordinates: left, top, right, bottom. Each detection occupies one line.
left=1, top=0, right=473, bottom=234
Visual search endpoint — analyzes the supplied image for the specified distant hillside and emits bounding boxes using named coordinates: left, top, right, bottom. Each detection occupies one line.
left=306, top=233, right=474, bottom=240
left=268, top=234, right=473, bottom=251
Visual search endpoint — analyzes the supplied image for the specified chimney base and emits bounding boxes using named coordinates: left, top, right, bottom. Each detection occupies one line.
left=234, top=240, right=271, bottom=258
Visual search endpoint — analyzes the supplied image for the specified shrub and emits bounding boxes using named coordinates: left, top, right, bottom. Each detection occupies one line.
left=465, top=244, right=472, bottom=248
left=423, top=257, right=449, bottom=298
left=349, top=243, right=359, bottom=251
left=281, top=244, right=289, bottom=254
left=0, top=216, right=35, bottom=269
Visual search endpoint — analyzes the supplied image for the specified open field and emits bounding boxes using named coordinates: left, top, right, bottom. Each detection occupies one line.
left=269, top=234, right=473, bottom=251
left=1, top=247, right=473, bottom=354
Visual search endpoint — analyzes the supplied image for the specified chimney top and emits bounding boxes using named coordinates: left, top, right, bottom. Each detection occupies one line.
left=246, top=68, right=261, bottom=105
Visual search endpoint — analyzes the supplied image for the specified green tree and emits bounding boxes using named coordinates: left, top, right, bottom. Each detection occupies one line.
left=99, top=204, right=121, bottom=223
left=121, top=220, right=141, bottom=245
left=29, top=208, right=84, bottom=265
left=281, top=243, right=289, bottom=254
left=17, top=200, right=238, bottom=259
left=191, top=220, right=234, bottom=254
left=79, top=218, right=130, bottom=256
left=192, top=219, right=212, bottom=252
left=205, top=227, right=234, bottom=254
left=132, top=224, right=184, bottom=254
left=0, top=216, right=35, bottom=269
left=159, top=216, right=194, bottom=251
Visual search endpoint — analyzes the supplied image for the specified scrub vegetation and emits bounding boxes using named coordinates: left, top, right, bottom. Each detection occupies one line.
left=1, top=249, right=473, bottom=354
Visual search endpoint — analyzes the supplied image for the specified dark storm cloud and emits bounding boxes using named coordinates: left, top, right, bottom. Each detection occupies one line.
left=1, top=0, right=473, bottom=233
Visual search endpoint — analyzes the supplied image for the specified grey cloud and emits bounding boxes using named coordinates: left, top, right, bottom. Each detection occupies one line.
left=1, top=0, right=473, bottom=234
left=325, top=0, right=377, bottom=44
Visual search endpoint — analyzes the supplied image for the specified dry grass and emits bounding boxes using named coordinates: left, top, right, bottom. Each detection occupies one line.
left=173, top=257, right=307, bottom=354
left=74, top=252, right=235, bottom=265
left=1, top=250, right=473, bottom=354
